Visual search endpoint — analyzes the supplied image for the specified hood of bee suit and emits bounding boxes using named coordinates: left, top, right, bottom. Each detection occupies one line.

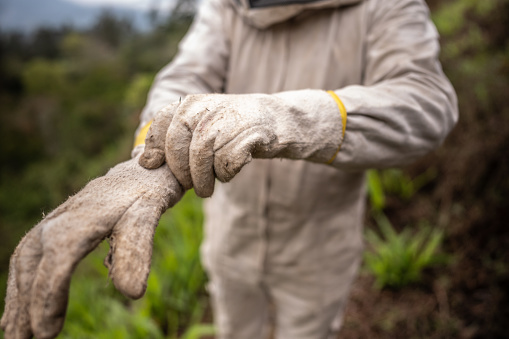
left=230, top=0, right=364, bottom=29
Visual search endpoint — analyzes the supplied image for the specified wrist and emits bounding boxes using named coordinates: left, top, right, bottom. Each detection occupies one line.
left=271, top=89, right=345, bottom=163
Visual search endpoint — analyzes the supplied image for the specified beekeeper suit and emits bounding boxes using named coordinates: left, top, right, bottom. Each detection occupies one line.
left=134, top=0, right=458, bottom=338
left=1, top=0, right=457, bottom=338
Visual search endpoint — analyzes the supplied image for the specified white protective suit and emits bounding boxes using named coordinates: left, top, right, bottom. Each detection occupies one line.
left=134, top=0, right=458, bottom=338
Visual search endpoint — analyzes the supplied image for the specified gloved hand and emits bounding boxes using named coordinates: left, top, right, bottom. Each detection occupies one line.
left=139, top=90, right=346, bottom=197
left=0, top=155, right=184, bottom=339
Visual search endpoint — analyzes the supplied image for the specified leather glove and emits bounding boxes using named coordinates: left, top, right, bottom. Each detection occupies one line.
left=139, top=89, right=346, bottom=197
left=0, top=155, right=184, bottom=339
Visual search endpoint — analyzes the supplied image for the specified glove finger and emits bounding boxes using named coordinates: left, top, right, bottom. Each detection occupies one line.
left=214, top=128, right=274, bottom=183
left=189, top=142, right=216, bottom=198
left=1, top=236, right=23, bottom=332
left=139, top=102, right=180, bottom=169
left=106, top=194, right=165, bottom=299
left=166, top=117, right=194, bottom=190
left=107, top=164, right=184, bottom=298
left=28, top=216, right=111, bottom=339
left=188, top=110, right=224, bottom=198
left=6, top=225, right=45, bottom=339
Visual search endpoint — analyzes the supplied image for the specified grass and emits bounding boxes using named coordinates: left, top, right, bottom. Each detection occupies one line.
left=364, top=212, right=446, bottom=289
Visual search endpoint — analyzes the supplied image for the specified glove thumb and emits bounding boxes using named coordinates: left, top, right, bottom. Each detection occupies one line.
left=139, top=102, right=179, bottom=169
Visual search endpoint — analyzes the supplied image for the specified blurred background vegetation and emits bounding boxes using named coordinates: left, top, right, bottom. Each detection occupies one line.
left=0, top=0, right=508, bottom=338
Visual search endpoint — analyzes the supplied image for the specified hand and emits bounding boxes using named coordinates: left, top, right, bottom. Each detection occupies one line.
left=139, top=90, right=344, bottom=197
left=0, top=156, right=184, bottom=339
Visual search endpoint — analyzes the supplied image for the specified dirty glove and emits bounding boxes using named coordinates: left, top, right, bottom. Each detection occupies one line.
left=139, top=89, right=347, bottom=197
left=0, top=155, right=183, bottom=339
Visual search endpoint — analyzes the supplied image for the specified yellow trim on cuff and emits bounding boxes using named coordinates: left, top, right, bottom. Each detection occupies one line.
left=133, top=120, right=153, bottom=148
left=326, top=90, right=347, bottom=164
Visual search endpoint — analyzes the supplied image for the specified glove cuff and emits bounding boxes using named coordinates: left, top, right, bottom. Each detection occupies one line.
left=326, top=90, right=348, bottom=164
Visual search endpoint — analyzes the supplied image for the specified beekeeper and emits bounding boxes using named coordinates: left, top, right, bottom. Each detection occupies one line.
left=1, top=0, right=457, bottom=338
left=136, top=0, right=458, bottom=338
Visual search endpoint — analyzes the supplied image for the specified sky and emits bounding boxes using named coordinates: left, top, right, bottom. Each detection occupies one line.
left=0, top=0, right=182, bottom=32
left=64, top=0, right=168, bottom=11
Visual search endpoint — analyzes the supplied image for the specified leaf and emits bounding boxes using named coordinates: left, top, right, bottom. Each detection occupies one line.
left=363, top=212, right=447, bottom=289
left=367, top=170, right=386, bottom=211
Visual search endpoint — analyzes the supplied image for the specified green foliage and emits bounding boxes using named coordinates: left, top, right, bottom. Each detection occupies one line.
left=140, top=191, right=209, bottom=337
left=181, top=324, right=216, bottom=339
left=22, top=59, right=67, bottom=95
left=365, top=167, right=445, bottom=291
left=433, top=0, right=497, bottom=37
left=367, top=168, right=436, bottom=211
left=364, top=213, right=446, bottom=289
left=59, top=260, right=164, bottom=339
left=125, top=73, right=156, bottom=110
left=367, top=170, right=386, bottom=212
left=432, top=0, right=509, bottom=121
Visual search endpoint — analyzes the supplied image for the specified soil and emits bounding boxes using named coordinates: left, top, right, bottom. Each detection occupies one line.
left=337, top=124, right=509, bottom=339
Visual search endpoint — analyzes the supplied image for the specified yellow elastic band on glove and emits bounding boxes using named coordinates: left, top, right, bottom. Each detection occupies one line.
left=133, top=120, right=153, bottom=148
left=326, top=90, right=347, bottom=164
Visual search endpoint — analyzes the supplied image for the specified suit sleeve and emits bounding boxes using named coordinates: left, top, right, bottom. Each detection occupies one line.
left=136, top=0, right=230, bottom=135
left=331, top=0, right=458, bottom=169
